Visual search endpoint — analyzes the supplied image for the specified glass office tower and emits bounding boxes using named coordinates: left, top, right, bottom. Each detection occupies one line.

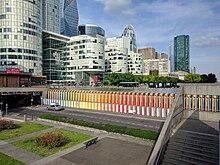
left=59, top=0, right=79, bottom=37
left=122, top=24, right=137, bottom=53
left=174, top=35, right=190, bottom=72
left=78, top=24, right=105, bottom=37
left=42, top=0, right=60, bottom=33
left=0, top=0, right=42, bottom=75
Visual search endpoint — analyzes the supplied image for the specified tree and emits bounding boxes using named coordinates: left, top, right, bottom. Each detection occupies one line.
left=149, top=70, right=159, bottom=76
left=184, top=74, right=201, bottom=83
left=200, top=73, right=217, bottom=83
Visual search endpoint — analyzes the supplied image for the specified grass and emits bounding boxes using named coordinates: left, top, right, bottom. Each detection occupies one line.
left=39, top=114, right=158, bottom=140
left=12, top=129, right=92, bottom=157
left=0, top=152, right=26, bottom=165
left=0, top=122, right=52, bottom=140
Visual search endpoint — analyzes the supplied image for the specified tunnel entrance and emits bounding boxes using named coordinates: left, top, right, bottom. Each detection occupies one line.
left=0, top=93, right=42, bottom=111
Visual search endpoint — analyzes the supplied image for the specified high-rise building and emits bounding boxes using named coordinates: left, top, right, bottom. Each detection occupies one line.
left=60, top=0, right=79, bottom=37
left=0, top=0, right=42, bottom=75
left=78, top=24, right=105, bottom=37
left=174, top=35, right=190, bottom=72
left=168, top=44, right=174, bottom=72
left=122, top=25, right=137, bottom=53
left=42, top=31, right=69, bottom=84
left=67, top=34, right=106, bottom=85
left=138, top=47, right=156, bottom=60
left=42, top=0, right=60, bottom=33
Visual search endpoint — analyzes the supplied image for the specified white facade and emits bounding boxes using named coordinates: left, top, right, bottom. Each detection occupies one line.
left=128, top=52, right=143, bottom=75
left=105, top=46, right=128, bottom=73
left=144, top=59, right=170, bottom=76
left=42, top=0, right=60, bottom=33
left=0, top=0, right=42, bottom=75
left=106, top=36, right=143, bottom=74
left=67, top=34, right=105, bottom=85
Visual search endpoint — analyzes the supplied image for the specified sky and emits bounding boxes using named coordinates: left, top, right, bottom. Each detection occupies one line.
left=77, top=0, right=220, bottom=80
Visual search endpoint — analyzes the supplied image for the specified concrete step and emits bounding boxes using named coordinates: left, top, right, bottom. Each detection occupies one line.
left=163, top=154, right=213, bottom=165
left=169, top=139, right=218, bottom=152
left=162, top=157, right=190, bottom=165
left=164, top=151, right=218, bottom=165
left=174, top=130, right=218, bottom=141
left=166, top=148, right=218, bottom=162
left=167, top=146, right=218, bottom=159
left=170, top=136, right=217, bottom=148
left=166, top=142, right=218, bottom=158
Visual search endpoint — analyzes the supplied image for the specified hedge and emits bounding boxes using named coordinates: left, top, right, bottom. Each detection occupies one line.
left=39, top=114, right=158, bottom=140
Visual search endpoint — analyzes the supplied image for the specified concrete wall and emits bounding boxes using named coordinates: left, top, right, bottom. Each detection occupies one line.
left=184, top=83, right=220, bottom=95
left=184, top=110, right=220, bottom=122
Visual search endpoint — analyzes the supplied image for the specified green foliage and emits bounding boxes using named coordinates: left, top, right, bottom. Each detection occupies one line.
left=0, top=119, right=18, bottom=131
left=35, top=132, right=69, bottom=149
left=184, top=74, right=201, bottom=83
left=0, top=152, right=26, bottom=165
left=0, top=122, right=51, bottom=140
left=103, top=73, right=181, bottom=86
left=39, top=114, right=158, bottom=140
left=200, top=73, right=217, bottom=83
left=104, top=73, right=136, bottom=86
left=13, top=129, right=92, bottom=157
left=149, top=70, right=159, bottom=76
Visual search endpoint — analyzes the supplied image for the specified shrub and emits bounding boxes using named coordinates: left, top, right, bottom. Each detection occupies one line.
left=39, top=114, right=158, bottom=140
left=0, top=119, right=18, bottom=131
left=35, top=132, right=69, bottom=149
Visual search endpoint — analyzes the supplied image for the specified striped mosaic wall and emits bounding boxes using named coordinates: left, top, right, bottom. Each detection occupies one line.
left=185, top=94, right=220, bottom=112
left=44, top=90, right=176, bottom=118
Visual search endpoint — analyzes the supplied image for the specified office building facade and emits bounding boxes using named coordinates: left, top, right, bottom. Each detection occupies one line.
left=60, top=0, right=79, bottom=37
left=122, top=24, right=137, bottom=53
left=42, top=31, right=69, bottom=84
left=105, top=46, right=128, bottom=73
left=67, top=34, right=105, bottom=85
left=138, top=47, right=156, bottom=60
left=0, top=0, right=42, bottom=75
left=42, top=0, right=60, bottom=33
left=174, top=35, right=190, bottom=72
left=78, top=24, right=105, bottom=37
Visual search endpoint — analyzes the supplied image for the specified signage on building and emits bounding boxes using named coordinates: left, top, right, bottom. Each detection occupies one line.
left=94, top=75, right=98, bottom=83
left=6, top=68, right=20, bottom=74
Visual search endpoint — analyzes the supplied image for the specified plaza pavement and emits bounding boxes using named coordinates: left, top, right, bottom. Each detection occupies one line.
left=0, top=116, right=155, bottom=165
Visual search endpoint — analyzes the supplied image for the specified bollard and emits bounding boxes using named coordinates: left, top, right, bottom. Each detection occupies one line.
left=24, top=115, right=27, bottom=121
left=0, top=111, right=2, bottom=118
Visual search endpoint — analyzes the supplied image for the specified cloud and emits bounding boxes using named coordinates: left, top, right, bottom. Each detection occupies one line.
left=95, top=0, right=135, bottom=16
left=192, top=36, right=220, bottom=47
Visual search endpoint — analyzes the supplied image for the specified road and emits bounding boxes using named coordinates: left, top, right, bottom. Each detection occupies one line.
left=7, top=107, right=164, bottom=131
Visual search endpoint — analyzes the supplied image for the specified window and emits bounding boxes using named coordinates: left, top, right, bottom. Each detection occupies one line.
left=3, top=35, right=9, bottom=39
left=14, top=35, right=17, bottom=39
left=0, top=14, right=6, bottom=19
left=23, top=36, right=26, bottom=40
left=6, top=7, right=11, bottom=12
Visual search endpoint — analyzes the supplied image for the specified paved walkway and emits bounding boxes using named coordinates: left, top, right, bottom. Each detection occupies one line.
left=0, top=116, right=154, bottom=165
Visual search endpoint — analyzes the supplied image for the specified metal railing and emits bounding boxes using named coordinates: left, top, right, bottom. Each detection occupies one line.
left=148, top=86, right=184, bottom=165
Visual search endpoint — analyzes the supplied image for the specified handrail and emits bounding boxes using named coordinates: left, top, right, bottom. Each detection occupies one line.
left=148, top=86, right=184, bottom=165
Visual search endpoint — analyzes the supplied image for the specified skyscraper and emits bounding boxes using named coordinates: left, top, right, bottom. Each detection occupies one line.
left=122, top=25, right=137, bottom=53
left=78, top=24, right=105, bottom=37
left=174, top=35, right=190, bottom=72
left=42, top=0, right=60, bottom=33
left=59, top=0, right=79, bottom=37
left=0, top=0, right=42, bottom=75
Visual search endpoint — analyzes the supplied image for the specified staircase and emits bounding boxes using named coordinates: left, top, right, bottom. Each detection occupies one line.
left=161, top=130, right=219, bottom=165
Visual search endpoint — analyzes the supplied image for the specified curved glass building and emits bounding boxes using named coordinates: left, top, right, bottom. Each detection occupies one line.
left=60, top=0, right=79, bottom=37
left=0, top=0, right=42, bottom=75
left=122, top=24, right=137, bottom=53
left=78, top=24, right=105, bottom=37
